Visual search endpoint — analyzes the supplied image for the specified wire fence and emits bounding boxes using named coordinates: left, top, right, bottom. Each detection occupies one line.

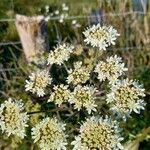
left=0, top=41, right=21, bottom=46
left=0, top=11, right=149, bottom=22
left=0, top=11, right=150, bottom=46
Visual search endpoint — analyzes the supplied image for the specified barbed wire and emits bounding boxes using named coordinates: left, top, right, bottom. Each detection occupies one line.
left=0, top=10, right=149, bottom=46
left=0, top=11, right=150, bottom=22
left=83, top=45, right=150, bottom=51
left=0, top=41, right=21, bottom=46
left=0, top=68, right=20, bottom=72
left=0, top=9, right=149, bottom=72
left=0, top=43, right=149, bottom=73
left=0, top=44, right=150, bottom=73
left=0, top=39, right=150, bottom=50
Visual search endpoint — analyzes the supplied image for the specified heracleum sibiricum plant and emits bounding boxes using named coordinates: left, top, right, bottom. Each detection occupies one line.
left=83, top=24, right=120, bottom=50
left=48, top=84, right=72, bottom=106
left=0, top=23, right=146, bottom=149
left=0, top=98, right=29, bottom=139
left=47, top=43, right=74, bottom=66
left=69, top=85, right=97, bottom=114
left=106, top=78, right=145, bottom=117
left=31, top=117, right=67, bottom=150
left=25, top=69, right=52, bottom=97
left=67, top=61, right=91, bottom=85
left=71, top=116, right=123, bottom=150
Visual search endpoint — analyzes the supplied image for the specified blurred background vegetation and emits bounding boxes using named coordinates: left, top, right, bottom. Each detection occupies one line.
left=0, top=0, right=150, bottom=149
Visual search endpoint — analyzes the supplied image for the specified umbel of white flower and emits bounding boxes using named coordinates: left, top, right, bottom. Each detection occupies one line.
left=83, top=24, right=120, bottom=50
left=106, top=78, right=146, bottom=117
left=94, top=55, right=128, bottom=82
left=31, top=117, right=67, bottom=150
left=25, top=69, right=52, bottom=97
left=48, top=84, right=71, bottom=106
left=67, top=61, right=90, bottom=85
left=71, top=116, right=123, bottom=150
left=69, top=85, right=97, bottom=114
left=0, top=98, right=29, bottom=139
left=47, top=43, right=74, bottom=65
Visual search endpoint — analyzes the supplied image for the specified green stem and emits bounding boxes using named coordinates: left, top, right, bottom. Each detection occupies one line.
left=63, top=63, right=69, bottom=71
left=136, top=127, right=150, bottom=142
left=27, top=107, right=71, bottom=115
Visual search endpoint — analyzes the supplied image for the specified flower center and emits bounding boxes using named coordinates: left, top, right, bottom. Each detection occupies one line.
left=39, top=122, right=63, bottom=146
left=115, top=85, right=139, bottom=109
left=4, top=105, right=21, bottom=130
left=81, top=123, right=114, bottom=149
left=53, top=87, right=70, bottom=103
left=101, top=62, right=117, bottom=75
left=35, top=75, right=48, bottom=88
left=90, top=29, right=107, bottom=40
left=75, top=90, right=91, bottom=105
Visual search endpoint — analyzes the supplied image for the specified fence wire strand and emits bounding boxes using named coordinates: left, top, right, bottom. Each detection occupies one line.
left=0, top=11, right=150, bottom=22
left=0, top=11, right=150, bottom=46
left=0, top=41, right=21, bottom=46
left=0, top=10, right=150, bottom=70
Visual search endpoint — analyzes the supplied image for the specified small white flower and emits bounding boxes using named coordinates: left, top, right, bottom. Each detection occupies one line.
left=69, top=85, right=97, bottom=114
left=71, top=116, right=123, bottom=150
left=72, top=20, right=81, bottom=28
left=31, top=117, right=67, bottom=150
left=106, top=79, right=146, bottom=116
left=0, top=98, right=29, bottom=139
left=54, top=10, right=59, bottom=15
left=59, top=18, right=64, bottom=23
left=45, top=16, right=50, bottom=22
left=48, top=84, right=71, bottom=106
left=75, top=23, right=81, bottom=28
left=25, top=69, right=52, bottom=97
left=67, top=61, right=90, bottom=85
left=62, top=3, right=69, bottom=11
left=94, top=55, right=128, bottom=82
left=72, top=20, right=77, bottom=25
left=47, top=43, right=74, bottom=65
left=45, top=5, right=49, bottom=13
left=59, top=14, right=65, bottom=23
left=83, top=24, right=120, bottom=49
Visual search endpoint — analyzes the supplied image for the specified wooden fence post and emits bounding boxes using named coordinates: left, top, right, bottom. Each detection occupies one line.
left=15, top=14, right=49, bottom=63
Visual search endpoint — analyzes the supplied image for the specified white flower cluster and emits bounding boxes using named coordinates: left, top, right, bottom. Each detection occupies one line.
left=44, top=3, right=81, bottom=27
left=59, top=3, right=69, bottom=23
left=31, top=117, right=67, bottom=150
left=0, top=98, right=28, bottom=139
left=44, top=3, right=69, bottom=23
left=0, top=23, right=145, bottom=149
left=48, top=84, right=71, bottom=106
left=47, top=43, right=74, bottom=65
left=67, top=61, right=90, bottom=85
left=83, top=24, right=120, bottom=50
left=71, top=116, right=123, bottom=150
left=69, top=85, right=97, bottom=114
left=106, top=79, right=145, bottom=116
left=94, top=55, right=128, bottom=82
left=25, top=69, right=52, bottom=97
